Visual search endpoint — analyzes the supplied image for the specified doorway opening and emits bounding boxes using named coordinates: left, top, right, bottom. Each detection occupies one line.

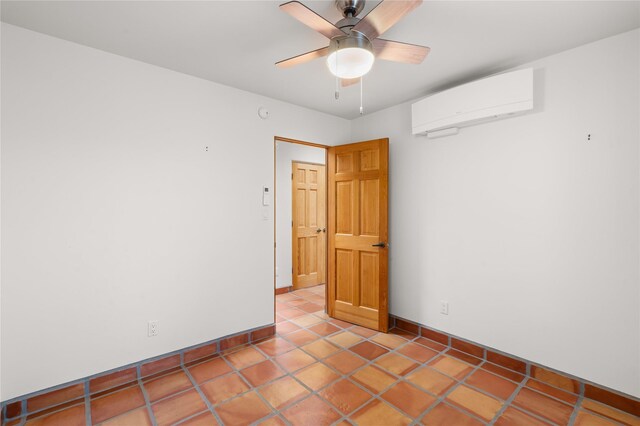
left=274, top=136, right=390, bottom=332
left=274, top=137, right=329, bottom=320
left=292, top=161, right=327, bottom=289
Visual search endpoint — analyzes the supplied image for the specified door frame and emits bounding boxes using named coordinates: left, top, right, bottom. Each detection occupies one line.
left=273, top=136, right=329, bottom=322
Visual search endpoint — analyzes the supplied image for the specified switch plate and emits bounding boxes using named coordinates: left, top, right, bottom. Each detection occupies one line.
left=262, top=186, right=271, bottom=206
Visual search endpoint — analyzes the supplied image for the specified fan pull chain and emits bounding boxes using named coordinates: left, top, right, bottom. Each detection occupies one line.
left=359, top=76, right=364, bottom=115
left=334, top=41, right=340, bottom=100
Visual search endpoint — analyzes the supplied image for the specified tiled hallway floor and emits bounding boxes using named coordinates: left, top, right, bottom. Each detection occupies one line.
left=18, top=284, right=640, bottom=426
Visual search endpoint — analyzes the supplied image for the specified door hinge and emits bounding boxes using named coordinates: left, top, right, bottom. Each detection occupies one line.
left=291, top=173, right=293, bottom=180
left=291, top=220, right=293, bottom=227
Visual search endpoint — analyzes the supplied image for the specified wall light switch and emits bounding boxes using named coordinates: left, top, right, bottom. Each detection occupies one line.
left=440, top=301, right=449, bottom=315
left=263, top=186, right=271, bottom=206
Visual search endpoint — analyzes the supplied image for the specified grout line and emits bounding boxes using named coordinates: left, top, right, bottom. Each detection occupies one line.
left=9, top=397, right=88, bottom=425
left=508, top=406, right=556, bottom=426
left=83, top=379, right=91, bottom=426
left=525, top=375, right=582, bottom=399
left=577, top=405, right=629, bottom=426
left=522, top=382, right=583, bottom=406
left=487, top=375, right=527, bottom=425
left=227, top=357, right=279, bottom=424
left=137, top=377, right=158, bottom=426
left=11, top=404, right=26, bottom=426
left=414, top=362, right=487, bottom=425
left=181, top=364, right=226, bottom=426
left=172, top=409, right=210, bottom=425
left=567, top=395, right=584, bottom=426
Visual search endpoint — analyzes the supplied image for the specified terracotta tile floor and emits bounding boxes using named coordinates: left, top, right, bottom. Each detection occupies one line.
left=21, top=284, right=640, bottom=425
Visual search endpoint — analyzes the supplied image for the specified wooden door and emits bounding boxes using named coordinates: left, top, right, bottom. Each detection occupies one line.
left=292, top=162, right=327, bottom=289
left=327, top=139, right=389, bottom=332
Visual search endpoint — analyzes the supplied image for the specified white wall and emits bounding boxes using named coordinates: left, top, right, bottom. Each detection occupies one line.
left=351, top=29, right=640, bottom=397
left=2, top=21, right=638, bottom=402
left=275, top=142, right=325, bottom=288
left=0, top=23, right=350, bottom=400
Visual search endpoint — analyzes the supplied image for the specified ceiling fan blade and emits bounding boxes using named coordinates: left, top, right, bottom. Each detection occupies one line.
left=373, top=39, right=430, bottom=64
left=280, top=1, right=345, bottom=39
left=352, top=0, right=422, bottom=40
left=275, top=46, right=330, bottom=68
left=341, top=78, right=360, bottom=87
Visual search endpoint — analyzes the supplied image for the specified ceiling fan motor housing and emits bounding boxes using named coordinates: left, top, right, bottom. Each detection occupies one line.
left=335, top=0, right=365, bottom=18
left=335, top=16, right=361, bottom=32
left=328, top=31, right=372, bottom=55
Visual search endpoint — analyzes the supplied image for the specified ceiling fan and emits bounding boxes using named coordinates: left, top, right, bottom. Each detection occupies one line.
left=275, top=0, right=430, bottom=87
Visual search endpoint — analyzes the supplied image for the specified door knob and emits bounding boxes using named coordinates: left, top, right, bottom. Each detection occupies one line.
left=316, top=228, right=322, bottom=233
left=322, top=228, right=326, bottom=233
left=372, top=242, right=386, bottom=248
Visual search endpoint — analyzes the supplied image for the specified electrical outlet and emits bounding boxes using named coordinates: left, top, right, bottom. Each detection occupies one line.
left=148, top=320, right=159, bottom=337
left=440, top=301, right=449, bottom=315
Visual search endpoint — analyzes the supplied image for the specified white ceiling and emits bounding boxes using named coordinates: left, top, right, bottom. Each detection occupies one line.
left=2, top=1, right=639, bottom=119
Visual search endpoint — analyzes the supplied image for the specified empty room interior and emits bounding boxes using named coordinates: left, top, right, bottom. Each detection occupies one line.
left=1, top=0, right=639, bottom=425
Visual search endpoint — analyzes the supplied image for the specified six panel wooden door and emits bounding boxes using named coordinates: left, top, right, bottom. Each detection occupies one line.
left=327, top=139, right=389, bottom=331
left=292, top=162, right=327, bottom=289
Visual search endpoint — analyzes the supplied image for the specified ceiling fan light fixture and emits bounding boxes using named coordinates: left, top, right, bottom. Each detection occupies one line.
left=327, top=33, right=374, bottom=79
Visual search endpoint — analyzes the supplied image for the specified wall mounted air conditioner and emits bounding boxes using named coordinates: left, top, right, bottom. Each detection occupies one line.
left=411, top=68, right=534, bottom=137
